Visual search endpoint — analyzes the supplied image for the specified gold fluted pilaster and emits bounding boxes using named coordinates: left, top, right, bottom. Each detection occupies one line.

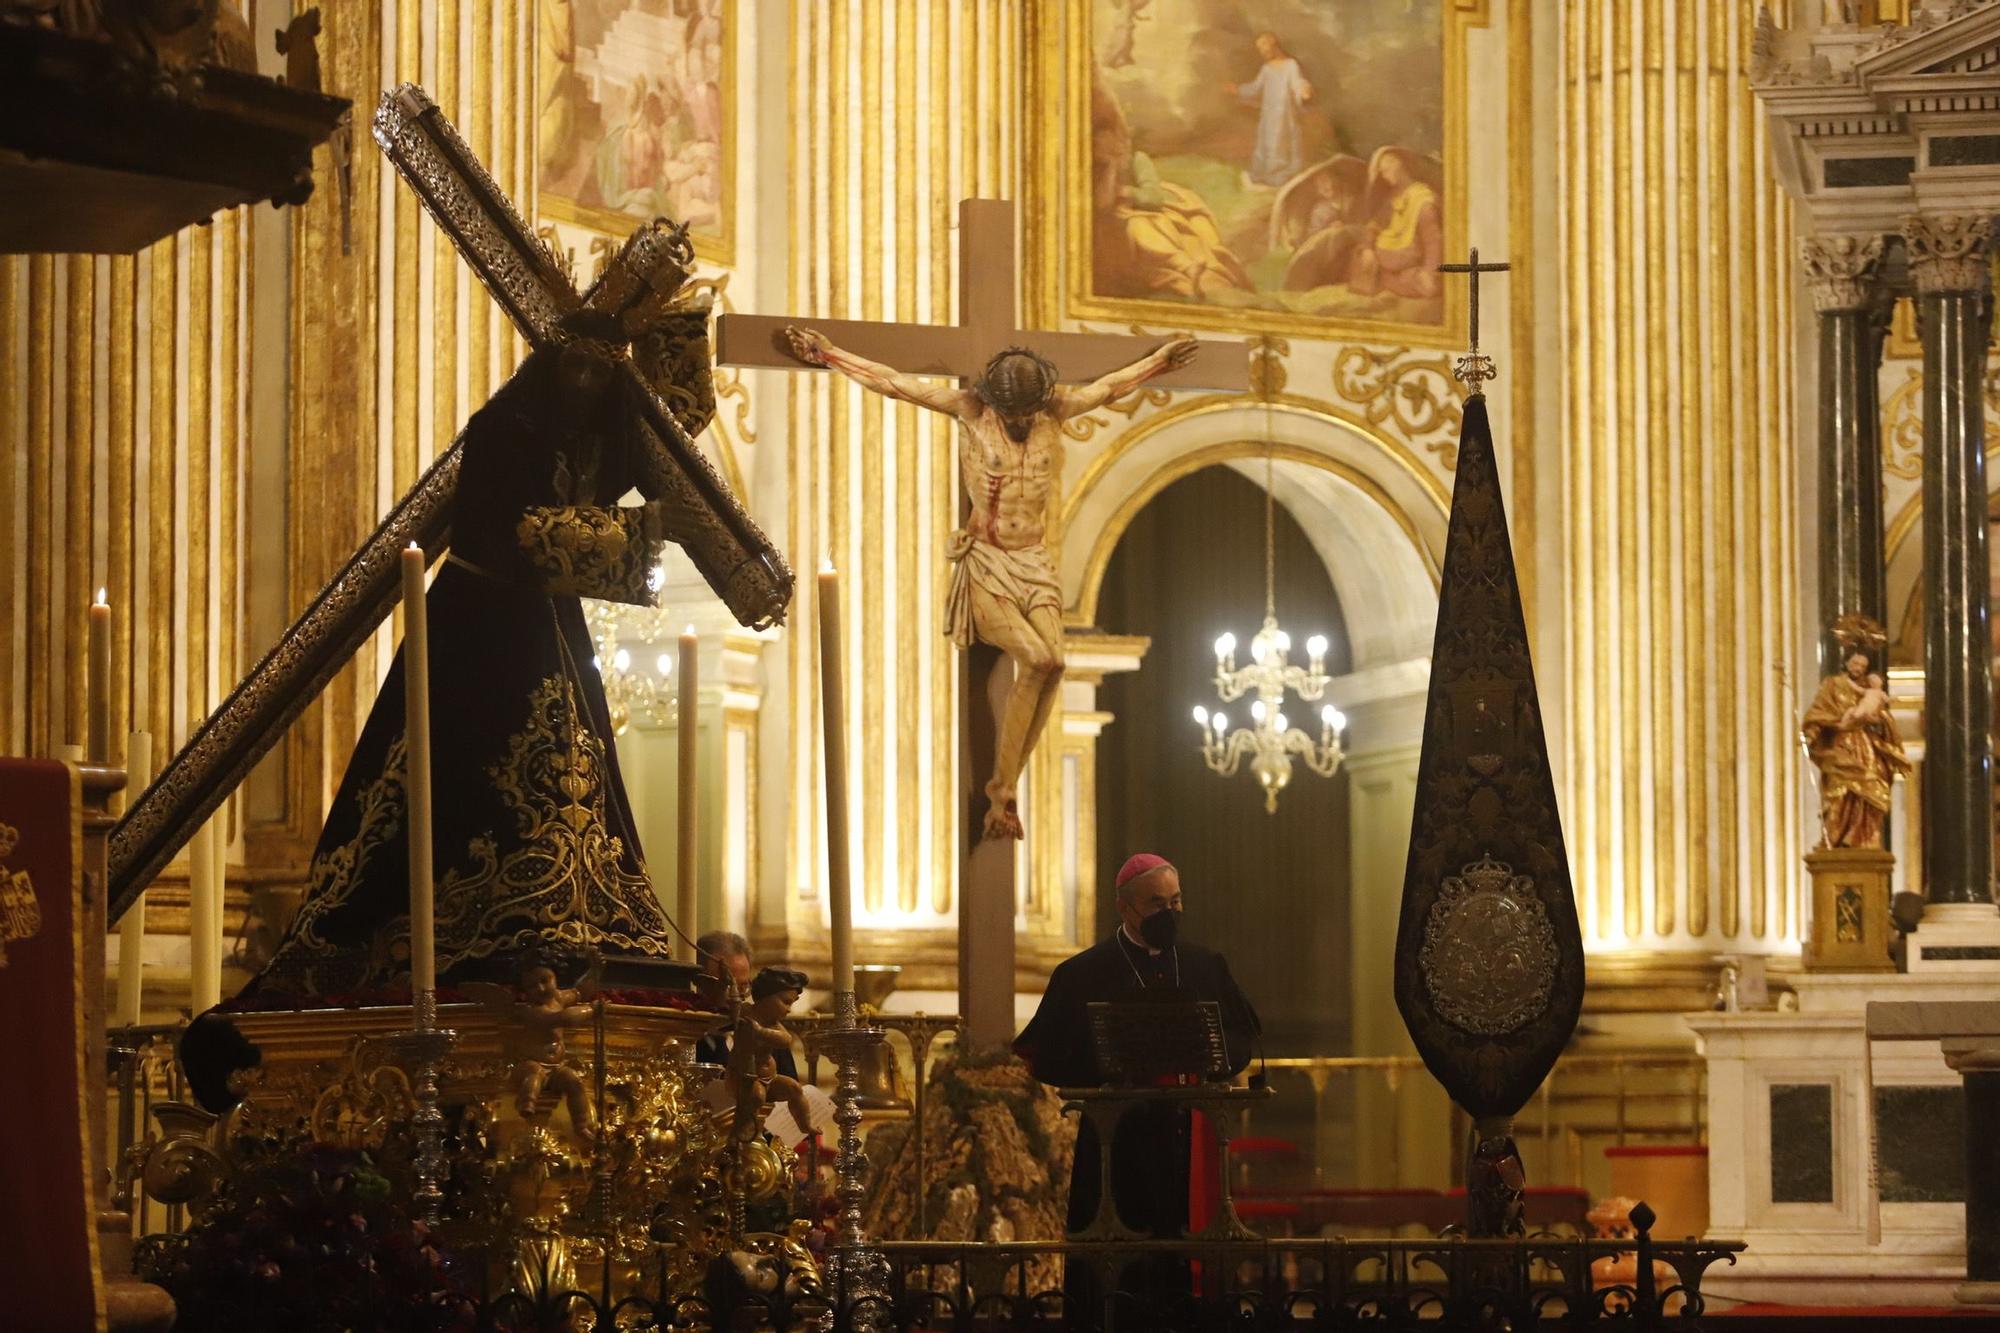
left=0, top=261, right=17, bottom=753
left=894, top=0, right=920, bottom=916
left=777, top=0, right=1020, bottom=956
left=63, top=256, right=93, bottom=751
left=107, top=255, right=135, bottom=761
left=145, top=238, right=175, bottom=760
left=860, top=0, right=885, bottom=914
left=929, top=0, right=956, bottom=918
left=1560, top=0, right=1796, bottom=949
left=25, top=257, right=53, bottom=755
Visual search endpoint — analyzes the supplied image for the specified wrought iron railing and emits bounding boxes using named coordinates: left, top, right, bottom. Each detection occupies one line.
left=130, top=1204, right=1739, bottom=1332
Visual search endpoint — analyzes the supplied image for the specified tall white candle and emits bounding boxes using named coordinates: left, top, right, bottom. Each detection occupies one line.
left=401, top=545, right=436, bottom=996
left=189, top=819, right=221, bottom=1012
left=676, top=625, right=699, bottom=962
left=116, top=730, right=153, bottom=1026
left=87, top=591, right=110, bottom=762
left=817, top=566, right=854, bottom=994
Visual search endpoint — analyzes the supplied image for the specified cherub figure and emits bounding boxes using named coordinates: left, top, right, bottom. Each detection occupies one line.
left=462, top=957, right=603, bottom=1140
left=725, top=967, right=813, bottom=1144
left=1839, top=671, right=1890, bottom=728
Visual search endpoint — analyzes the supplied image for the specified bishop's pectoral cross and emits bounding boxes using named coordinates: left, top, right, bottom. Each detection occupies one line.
left=718, top=199, right=1245, bottom=1046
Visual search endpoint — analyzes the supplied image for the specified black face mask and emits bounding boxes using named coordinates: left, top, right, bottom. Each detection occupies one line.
left=1138, top=906, right=1179, bottom=951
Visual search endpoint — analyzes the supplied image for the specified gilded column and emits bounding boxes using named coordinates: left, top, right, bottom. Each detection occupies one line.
left=1560, top=0, right=1797, bottom=949
left=1905, top=213, right=1996, bottom=908
left=1800, top=234, right=1889, bottom=674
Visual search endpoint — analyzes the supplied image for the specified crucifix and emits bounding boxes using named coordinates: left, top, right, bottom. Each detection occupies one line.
left=1436, top=246, right=1510, bottom=390
left=717, top=198, right=1245, bottom=1046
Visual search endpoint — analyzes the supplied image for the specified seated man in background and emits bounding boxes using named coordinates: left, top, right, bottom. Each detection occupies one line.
left=694, top=929, right=754, bottom=1067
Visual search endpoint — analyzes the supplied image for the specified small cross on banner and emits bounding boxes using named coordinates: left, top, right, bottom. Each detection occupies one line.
left=1436, top=246, right=1510, bottom=390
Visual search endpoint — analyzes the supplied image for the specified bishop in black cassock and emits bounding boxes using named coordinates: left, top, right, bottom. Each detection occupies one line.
left=1013, top=854, right=1261, bottom=1254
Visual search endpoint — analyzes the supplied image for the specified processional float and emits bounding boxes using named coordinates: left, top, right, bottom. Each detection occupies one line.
left=111, top=84, right=835, bottom=1316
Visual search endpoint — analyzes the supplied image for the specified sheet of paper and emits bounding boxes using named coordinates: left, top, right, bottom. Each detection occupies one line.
left=763, top=1083, right=836, bottom=1145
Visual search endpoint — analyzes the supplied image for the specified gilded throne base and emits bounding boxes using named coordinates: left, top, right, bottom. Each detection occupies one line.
left=144, top=1001, right=809, bottom=1308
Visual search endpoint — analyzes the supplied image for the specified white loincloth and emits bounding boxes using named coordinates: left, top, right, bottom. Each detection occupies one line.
left=943, top=529, right=1063, bottom=649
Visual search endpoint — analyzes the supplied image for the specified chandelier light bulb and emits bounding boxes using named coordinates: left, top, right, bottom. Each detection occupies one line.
left=657, top=653, right=673, bottom=676
left=1251, top=700, right=1267, bottom=722
left=613, top=647, right=631, bottom=672
left=1275, top=630, right=1291, bottom=653
left=1251, top=638, right=1271, bottom=665
left=1275, top=711, right=1290, bottom=732
left=1321, top=705, right=1337, bottom=728
left=1215, top=632, right=1236, bottom=659
left=1213, top=711, right=1228, bottom=732
left=1192, top=704, right=1209, bottom=727
left=1306, top=634, right=1328, bottom=659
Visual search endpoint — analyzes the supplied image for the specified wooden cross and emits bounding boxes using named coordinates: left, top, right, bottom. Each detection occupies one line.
left=716, top=198, right=1247, bottom=390
left=1436, top=246, right=1510, bottom=388
left=718, top=198, right=1244, bottom=1048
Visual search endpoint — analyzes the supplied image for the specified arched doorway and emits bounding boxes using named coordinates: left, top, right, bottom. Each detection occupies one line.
left=1093, top=462, right=1353, bottom=1060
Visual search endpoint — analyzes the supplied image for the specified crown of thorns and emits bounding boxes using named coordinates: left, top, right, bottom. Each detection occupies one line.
left=974, top=346, right=1059, bottom=406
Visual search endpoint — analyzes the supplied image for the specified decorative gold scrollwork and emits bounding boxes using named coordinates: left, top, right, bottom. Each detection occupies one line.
left=1331, top=345, right=1465, bottom=468
left=1882, top=363, right=2000, bottom=481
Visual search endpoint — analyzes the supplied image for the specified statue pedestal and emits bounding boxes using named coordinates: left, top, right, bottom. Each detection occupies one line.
left=1908, top=902, right=2000, bottom=974
left=1804, top=847, right=1896, bottom=972
left=1687, top=971, right=2000, bottom=1307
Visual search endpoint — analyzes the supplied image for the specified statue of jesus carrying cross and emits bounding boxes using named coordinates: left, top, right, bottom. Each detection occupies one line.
left=717, top=198, right=1244, bottom=847
left=784, top=327, right=1199, bottom=840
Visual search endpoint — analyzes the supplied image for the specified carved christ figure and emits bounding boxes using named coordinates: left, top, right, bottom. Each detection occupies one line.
left=784, top=327, right=1199, bottom=839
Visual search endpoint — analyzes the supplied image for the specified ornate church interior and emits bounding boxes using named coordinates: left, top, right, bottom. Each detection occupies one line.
left=3, top=0, right=2000, bottom=1329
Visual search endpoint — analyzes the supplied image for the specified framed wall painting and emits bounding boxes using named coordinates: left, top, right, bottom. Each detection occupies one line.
left=1063, top=0, right=1482, bottom=346
left=537, top=0, right=735, bottom=263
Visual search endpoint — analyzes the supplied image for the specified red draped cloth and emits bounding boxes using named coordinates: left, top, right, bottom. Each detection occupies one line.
left=0, top=759, right=103, bottom=1329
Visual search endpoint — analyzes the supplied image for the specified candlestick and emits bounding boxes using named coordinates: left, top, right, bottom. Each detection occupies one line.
left=818, top=566, right=854, bottom=995
left=87, top=590, right=110, bottom=762
left=116, top=730, right=152, bottom=1026
left=189, top=819, right=221, bottom=1013
left=401, top=545, right=436, bottom=996
left=676, top=625, right=699, bottom=961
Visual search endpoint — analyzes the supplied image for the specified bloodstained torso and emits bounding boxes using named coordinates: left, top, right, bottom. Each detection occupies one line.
left=957, top=402, right=1061, bottom=551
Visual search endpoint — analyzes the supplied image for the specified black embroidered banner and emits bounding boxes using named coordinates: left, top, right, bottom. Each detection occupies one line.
left=1393, top=394, right=1583, bottom=1120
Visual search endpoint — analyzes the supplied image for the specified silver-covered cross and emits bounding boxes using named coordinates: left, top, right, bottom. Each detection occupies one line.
left=109, top=84, right=791, bottom=911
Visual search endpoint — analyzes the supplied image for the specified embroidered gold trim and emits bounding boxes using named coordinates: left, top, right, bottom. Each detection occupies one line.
left=0, top=822, right=42, bottom=967
left=516, top=505, right=661, bottom=604
left=432, top=672, right=671, bottom=969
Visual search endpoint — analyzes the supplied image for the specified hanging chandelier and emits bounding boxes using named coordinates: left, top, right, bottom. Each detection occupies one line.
left=586, top=567, right=680, bottom=735
left=1190, top=452, right=1346, bottom=812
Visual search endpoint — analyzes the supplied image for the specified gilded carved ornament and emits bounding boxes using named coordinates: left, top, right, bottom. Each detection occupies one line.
left=1059, top=323, right=1188, bottom=441
left=1800, top=234, right=1886, bottom=313
left=1903, top=214, right=1994, bottom=294
left=1882, top=362, right=2000, bottom=479
left=1331, top=344, right=1465, bottom=468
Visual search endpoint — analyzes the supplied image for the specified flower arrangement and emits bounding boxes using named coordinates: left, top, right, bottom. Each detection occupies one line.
left=145, top=1144, right=478, bottom=1333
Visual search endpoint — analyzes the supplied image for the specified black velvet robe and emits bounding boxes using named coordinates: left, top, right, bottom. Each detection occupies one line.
left=244, top=347, right=693, bottom=999
left=1013, top=932, right=1261, bottom=1237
